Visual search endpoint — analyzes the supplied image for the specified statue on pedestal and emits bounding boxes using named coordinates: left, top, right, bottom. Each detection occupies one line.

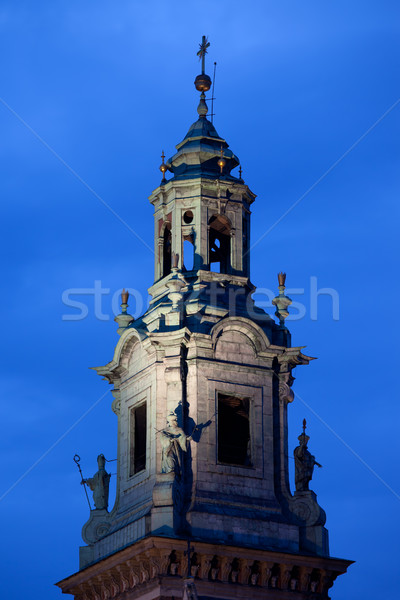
left=294, top=420, right=322, bottom=492
left=82, top=454, right=111, bottom=510
left=160, top=412, right=192, bottom=475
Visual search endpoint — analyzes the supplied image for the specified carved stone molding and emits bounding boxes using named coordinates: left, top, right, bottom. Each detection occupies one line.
left=199, top=553, right=213, bottom=580
left=57, top=536, right=352, bottom=600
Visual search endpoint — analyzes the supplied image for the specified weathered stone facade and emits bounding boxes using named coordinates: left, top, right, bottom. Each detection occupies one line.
left=57, top=49, right=352, bottom=599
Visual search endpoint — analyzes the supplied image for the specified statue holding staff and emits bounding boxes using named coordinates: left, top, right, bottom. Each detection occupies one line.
left=294, top=420, right=322, bottom=492
left=81, top=454, right=111, bottom=510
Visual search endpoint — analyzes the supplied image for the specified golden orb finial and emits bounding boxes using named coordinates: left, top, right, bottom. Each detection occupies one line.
left=194, top=36, right=212, bottom=93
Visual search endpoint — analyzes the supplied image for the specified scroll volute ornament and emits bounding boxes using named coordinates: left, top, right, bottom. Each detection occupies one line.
left=89, top=584, right=101, bottom=600
left=321, top=570, right=336, bottom=594
left=199, top=554, right=213, bottom=579
left=260, top=562, right=273, bottom=587
left=138, top=560, right=150, bottom=583
left=238, top=558, right=251, bottom=584
left=282, top=569, right=292, bottom=590
left=115, top=566, right=129, bottom=593
left=299, top=567, right=313, bottom=592
left=278, top=372, right=295, bottom=404
left=220, top=556, right=231, bottom=582
left=109, top=575, right=120, bottom=598
left=77, top=584, right=92, bottom=600
left=127, top=561, right=140, bottom=588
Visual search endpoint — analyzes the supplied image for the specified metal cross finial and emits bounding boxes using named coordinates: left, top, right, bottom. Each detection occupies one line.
left=303, top=418, right=307, bottom=434
left=197, top=35, right=210, bottom=74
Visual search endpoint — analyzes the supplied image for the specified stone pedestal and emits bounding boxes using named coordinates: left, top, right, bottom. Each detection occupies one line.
left=152, top=473, right=175, bottom=535
left=291, top=490, right=328, bottom=556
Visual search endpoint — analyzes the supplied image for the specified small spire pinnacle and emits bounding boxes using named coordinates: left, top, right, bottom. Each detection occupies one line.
left=159, top=150, right=167, bottom=182
left=217, top=145, right=226, bottom=174
left=303, top=418, right=307, bottom=435
left=239, top=165, right=242, bottom=180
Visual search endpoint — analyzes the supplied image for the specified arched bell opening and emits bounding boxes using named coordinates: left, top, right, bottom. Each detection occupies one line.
left=183, top=235, right=195, bottom=271
left=162, top=222, right=172, bottom=277
left=209, top=214, right=231, bottom=274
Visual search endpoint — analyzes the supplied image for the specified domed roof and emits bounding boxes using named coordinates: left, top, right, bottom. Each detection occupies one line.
left=166, top=114, right=240, bottom=182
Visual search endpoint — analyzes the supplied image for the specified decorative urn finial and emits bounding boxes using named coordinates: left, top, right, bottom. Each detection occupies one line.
left=278, top=271, right=286, bottom=287
left=114, top=288, right=134, bottom=335
left=272, top=271, right=292, bottom=327
left=121, top=288, right=129, bottom=306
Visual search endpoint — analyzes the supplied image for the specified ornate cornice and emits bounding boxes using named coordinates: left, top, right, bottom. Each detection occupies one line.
left=57, top=536, right=352, bottom=600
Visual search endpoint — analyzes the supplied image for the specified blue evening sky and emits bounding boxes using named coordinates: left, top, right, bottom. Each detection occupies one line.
left=0, top=2, right=399, bottom=599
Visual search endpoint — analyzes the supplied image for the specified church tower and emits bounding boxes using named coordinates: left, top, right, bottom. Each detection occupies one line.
left=57, top=38, right=352, bottom=600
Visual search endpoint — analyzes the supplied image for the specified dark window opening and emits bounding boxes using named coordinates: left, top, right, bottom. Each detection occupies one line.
left=130, top=402, right=147, bottom=476
left=183, top=210, right=194, bottom=224
left=209, top=215, right=230, bottom=274
left=163, top=224, right=172, bottom=277
left=217, top=394, right=251, bottom=466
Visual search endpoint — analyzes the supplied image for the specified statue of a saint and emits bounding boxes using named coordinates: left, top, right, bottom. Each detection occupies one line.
left=82, top=454, right=111, bottom=510
left=294, top=420, right=322, bottom=492
left=160, top=412, right=192, bottom=475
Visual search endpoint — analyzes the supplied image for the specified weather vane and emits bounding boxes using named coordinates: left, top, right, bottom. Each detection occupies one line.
left=197, top=35, right=210, bottom=74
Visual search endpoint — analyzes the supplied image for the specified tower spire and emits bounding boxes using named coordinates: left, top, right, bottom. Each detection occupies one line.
left=194, top=35, right=212, bottom=118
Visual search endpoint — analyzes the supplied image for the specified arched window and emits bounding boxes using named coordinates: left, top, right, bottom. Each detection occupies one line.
left=209, top=214, right=231, bottom=273
left=183, top=238, right=194, bottom=271
left=162, top=223, right=172, bottom=277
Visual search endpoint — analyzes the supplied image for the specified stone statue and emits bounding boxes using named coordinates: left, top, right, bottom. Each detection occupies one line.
left=294, top=420, right=322, bottom=492
left=160, top=412, right=192, bottom=475
left=82, top=454, right=111, bottom=510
